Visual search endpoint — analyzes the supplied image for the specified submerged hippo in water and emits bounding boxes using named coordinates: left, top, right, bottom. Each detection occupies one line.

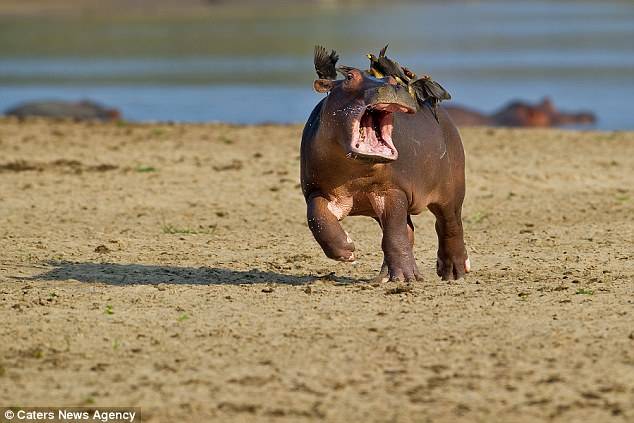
left=5, top=100, right=121, bottom=122
left=301, top=47, right=469, bottom=282
left=445, top=97, right=596, bottom=127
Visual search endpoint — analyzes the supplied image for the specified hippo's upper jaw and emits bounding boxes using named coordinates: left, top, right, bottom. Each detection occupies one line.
left=347, top=102, right=415, bottom=163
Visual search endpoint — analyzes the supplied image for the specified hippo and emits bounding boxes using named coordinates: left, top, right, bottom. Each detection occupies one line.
left=301, top=47, right=469, bottom=282
left=5, top=100, right=121, bottom=122
left=444, top=97, right=596, bottom=127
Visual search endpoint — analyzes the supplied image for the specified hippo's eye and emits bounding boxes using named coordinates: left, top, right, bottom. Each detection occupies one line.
left=346, top=73, right=353, bottom=81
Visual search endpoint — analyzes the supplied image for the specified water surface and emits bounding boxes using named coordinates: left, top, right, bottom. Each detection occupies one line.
left=1, top=1, right=632, bottom=129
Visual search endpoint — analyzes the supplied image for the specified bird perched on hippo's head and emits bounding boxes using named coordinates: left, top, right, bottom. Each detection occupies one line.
left=366, top=44, right=452, bottom=122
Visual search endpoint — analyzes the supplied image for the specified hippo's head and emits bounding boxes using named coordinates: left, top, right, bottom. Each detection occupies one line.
left=313, top=57, right=417, bottom=163
left=493, top=101, right=552, bottom=127
left=537, top=98, right=596, bottom=126
left=103, top=108, right=122, bottom=122
left=78, top=100, right=122, bottom=122
left=494, top=97, right=597, bottom=127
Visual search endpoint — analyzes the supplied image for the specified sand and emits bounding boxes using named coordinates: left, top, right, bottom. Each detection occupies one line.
left=0, top=118, right=632, bottom=422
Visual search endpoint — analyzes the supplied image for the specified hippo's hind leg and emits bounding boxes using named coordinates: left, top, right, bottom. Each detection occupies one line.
left=429, top=202, right=470, bottom=281
left=371, top=191, right=421, bottom=282
left=307, top=194, right=355, bottom=262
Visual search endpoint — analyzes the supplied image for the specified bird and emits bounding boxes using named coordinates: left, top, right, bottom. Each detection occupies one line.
left=367, top=44, right=410, bottom=85
left=314, top=45, right=339, bottom=80
left=409, top=75, right=452, bottom=121
left=366, top=44, right=452, bottom=122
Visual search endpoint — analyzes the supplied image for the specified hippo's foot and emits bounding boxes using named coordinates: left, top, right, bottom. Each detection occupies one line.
left=371, top=262, right=390, bottom=284
left=436, top=250, right=470, bottom=281
left=389, top=262, right=422, bottom=283
left=324, top=231, right=355, bottom=262
left=332, top=249, right=355, bottom=262
left=323, top=242, right=355, bottom=262
left=373, top=259, right=421, bottom=283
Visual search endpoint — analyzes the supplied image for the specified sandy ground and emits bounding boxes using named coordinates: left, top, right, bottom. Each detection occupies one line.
left=0, top=118, right=632, bottom=422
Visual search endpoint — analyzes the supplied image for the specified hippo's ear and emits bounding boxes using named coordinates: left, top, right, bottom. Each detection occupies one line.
left=314, top=79, right=335, bottom=93
left=539, top=97, right=555, bottom=112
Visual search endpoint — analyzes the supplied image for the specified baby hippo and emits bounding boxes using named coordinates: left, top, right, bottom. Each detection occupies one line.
left=301, top=47, right=470, bottom=282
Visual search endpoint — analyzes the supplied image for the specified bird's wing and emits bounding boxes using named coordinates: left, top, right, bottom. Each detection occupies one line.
left=379, top=44, right=389, bottom=58
left=379, top=57, right=409, bottom=83
left=426, top=80, right=451, bottom=100
left=314, top=45, right=339, bottom=80
left=411, top=78, right=451, bottom=101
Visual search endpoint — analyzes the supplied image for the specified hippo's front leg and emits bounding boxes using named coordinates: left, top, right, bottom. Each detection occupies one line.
left=306, top=194, right=355, bottom=262
left=373, top=215, right=420, bottom=283
left=372, top=191, right=421, bottom=282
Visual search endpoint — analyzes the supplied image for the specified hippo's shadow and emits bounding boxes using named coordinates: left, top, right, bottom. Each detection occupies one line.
left=26, top=261, right=358, bottom=286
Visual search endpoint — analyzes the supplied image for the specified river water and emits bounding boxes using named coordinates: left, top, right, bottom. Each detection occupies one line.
left=1, top=1, right=632, bottom=129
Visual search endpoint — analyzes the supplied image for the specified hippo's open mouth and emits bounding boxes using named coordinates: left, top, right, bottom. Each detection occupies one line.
left=348, top=103, right=414, bottom=163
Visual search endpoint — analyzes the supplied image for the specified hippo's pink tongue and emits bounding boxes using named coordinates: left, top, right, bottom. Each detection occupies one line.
left=354, top=108, right=397, bottom=159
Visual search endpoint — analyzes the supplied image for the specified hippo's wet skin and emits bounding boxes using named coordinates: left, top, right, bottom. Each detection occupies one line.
left=301, top=57, right=469, bottom=282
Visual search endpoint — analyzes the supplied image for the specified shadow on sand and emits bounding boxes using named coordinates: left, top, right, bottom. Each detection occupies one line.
left=24, top=261, right=359, bottom=286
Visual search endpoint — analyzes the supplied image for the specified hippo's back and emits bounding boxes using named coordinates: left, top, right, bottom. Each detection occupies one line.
left=389, top=106, right=465, bottom=212
left=5, top=100, right=119, bottom=121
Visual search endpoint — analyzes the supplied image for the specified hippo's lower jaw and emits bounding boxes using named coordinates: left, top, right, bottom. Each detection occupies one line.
left=347, top=103, right=413, bottom=163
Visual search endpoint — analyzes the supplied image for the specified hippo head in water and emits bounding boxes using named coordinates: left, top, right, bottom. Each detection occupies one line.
left=312, top=60, right=417, bottom=163
left=493, top=97, right=597, bottom=127
left=536, top=98, right=596, bottom=126
left=493, top=100, right=552, bottom=127
left=78, top=100, right=121, bottom=121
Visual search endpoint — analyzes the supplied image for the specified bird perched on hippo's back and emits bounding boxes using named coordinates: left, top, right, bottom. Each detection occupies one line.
left=409, top=74, right=451, bottom=121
